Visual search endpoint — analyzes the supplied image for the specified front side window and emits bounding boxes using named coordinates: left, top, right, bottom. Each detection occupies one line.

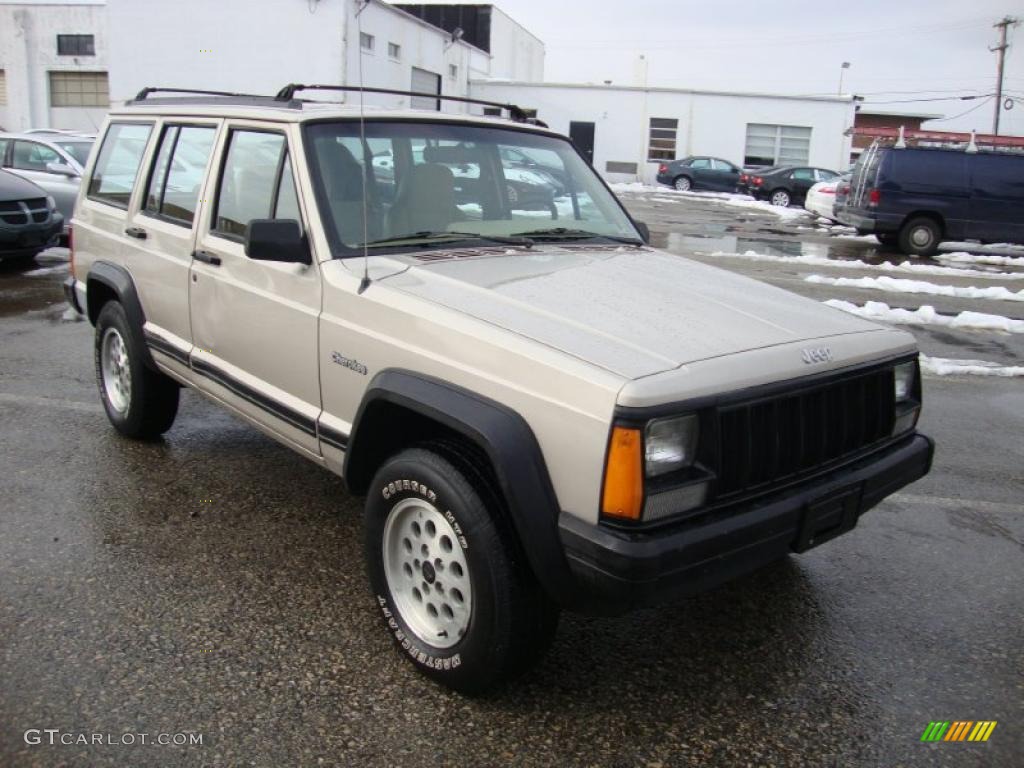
left=305, top=121, right=639, bottom=255
left=214, top=130, right=298, bottom=240
left=87, top=122, right=152, bottom=207
left=11, top=141, right=61, bottom=171
left=144, top=125, right=216, bottom=225
left=54, top=139, right=94, bottom=166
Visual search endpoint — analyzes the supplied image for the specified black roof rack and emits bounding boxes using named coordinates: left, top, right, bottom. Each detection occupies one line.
left=275, top=83, right=547, bottom=126
left=127, top=85, right=548, bottom=128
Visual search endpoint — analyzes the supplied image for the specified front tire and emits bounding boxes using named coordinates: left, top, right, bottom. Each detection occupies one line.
left=94, top=301, right=179, bottom=439
left=769, top=189, right=791, bottom=207
left=365, top=445, right=558, bottom=694
left=898, top=216, right=941, bottom=257
left=673, top=175, right=692, bottom=191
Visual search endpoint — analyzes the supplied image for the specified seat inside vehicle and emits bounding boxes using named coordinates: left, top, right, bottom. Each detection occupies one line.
left=386, top=163, right=462, bottom=237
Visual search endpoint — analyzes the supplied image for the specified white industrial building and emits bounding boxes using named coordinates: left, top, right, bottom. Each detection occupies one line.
left=470, top=80, right=856, bottom=183
left=0, top=0, right=545, bottom=131
left=1, top=0, right=855, bottom=185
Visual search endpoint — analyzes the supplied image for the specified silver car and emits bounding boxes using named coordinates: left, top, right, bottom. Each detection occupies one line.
left=0, top=131, right=96, bottom=234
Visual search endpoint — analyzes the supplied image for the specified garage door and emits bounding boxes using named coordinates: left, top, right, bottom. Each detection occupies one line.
left=410, top=68, right=440, bottom=111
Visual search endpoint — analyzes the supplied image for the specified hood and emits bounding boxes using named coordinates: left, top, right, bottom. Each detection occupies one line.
left=0, top=169, right=47, bottom=202
left=381, top=246, right=885, bottom=379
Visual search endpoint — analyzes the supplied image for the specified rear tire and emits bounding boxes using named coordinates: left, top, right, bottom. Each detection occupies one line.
left=898, top=216, right=941, bottom=257
left=769, top=189, right=791, bottom=207
left=364, top=444, right=559, bottom=694
left=673, top=175, right=692, bottom=192
left=94, top=301, right=179, bottom=439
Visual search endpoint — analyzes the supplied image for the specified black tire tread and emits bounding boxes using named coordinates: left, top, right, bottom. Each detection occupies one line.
left=95, top=301, right=179, bottom=439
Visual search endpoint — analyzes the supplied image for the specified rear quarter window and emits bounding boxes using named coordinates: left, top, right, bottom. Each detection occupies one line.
left=87, top=122, right=153, bottom=208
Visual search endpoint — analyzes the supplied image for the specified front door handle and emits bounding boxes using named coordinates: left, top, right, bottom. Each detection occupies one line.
left=192, top=250, right=222, bottom=266
left=124, top=226, right=147, bottom=240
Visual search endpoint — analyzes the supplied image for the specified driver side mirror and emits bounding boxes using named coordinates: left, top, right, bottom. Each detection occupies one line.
left=635, top=221, right=651, bottom=244
left=46, top=161, right=78, bottom=177
left=245, top=219, right=311, bottom=264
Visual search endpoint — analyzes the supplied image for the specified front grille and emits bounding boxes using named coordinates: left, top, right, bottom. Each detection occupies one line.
left=31, top=210, right=49, bottom=223
left=24, top=198, right=47, bottom=210
left=713, top=367, right=895, bottom=498
left=0, top=212, right=28, bottom=225
left=0, top=201, right=21, bottom=213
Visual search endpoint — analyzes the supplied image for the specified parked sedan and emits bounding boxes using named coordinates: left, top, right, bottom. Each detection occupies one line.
left=0, top=169, right=64, bottom=262
left=656, top=156, right=742, bottom=192
left=739, top=166, right=839, bottom=207
left=0, top=131, right=95, bottom=233
left=804, top=173, right=851, bottom=221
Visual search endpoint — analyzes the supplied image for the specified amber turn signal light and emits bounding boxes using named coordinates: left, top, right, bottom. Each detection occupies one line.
left=601, top=426, right=644, bottom=521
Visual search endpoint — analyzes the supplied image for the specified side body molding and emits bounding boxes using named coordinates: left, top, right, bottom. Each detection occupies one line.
left=345, top=369, right=579, bottom=606
left=86, top=261, right=157, bottom=370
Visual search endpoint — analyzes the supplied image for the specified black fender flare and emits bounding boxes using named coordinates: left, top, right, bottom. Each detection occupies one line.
left=86, top=261, right=157, bottom=370
left=345, top=369, right=580, bottom=607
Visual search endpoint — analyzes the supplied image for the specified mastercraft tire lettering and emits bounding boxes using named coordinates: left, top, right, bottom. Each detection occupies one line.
left=364, top=445, right=558, bottom=694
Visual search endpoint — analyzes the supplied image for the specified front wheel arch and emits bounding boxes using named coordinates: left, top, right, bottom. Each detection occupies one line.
left=344, top=370, right=578, bottom=607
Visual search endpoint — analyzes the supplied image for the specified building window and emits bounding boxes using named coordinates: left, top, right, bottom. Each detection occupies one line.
left=449, top=64, right=458, bottom=79
left=744, top=123, right=811, bottom=167
left=57, top=34, right=95, bottom=56
left=387, top=42, right=401, bottom=59
left=647, top=118, right=678, bottom=162
left=49, top=71, right=109, bottom=107
left=410, top=67, right=441, bottom=110
left=360, top=32, right=374, bottom=52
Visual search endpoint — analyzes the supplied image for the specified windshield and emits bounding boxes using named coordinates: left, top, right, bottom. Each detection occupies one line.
left=54, top=140, right=95, bottom=166
left=304, top=121, right=639, bottom=253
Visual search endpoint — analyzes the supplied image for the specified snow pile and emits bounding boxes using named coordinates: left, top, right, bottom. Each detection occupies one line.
left=920, top=355, right=1024, bottom=377
left=936, top=250, right=1024, bottom=268
left=805, top=274, right=1024, bottom=302
left=24, top=264, right=68, bottom=277
left=607, top=182, right=810, bottom=220
left=712, top=250, right=1021, bottom=280
left=824, top=300, right=1024, bottom=333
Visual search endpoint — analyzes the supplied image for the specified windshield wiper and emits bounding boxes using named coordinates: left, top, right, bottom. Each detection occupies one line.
left=509, top=227, right=643, bottom=246
left=363, top=230, right=533, bottom=248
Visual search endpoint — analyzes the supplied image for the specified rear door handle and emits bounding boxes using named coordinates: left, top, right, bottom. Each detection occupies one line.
left=192, top=250, right=221, bottom=266
left=124, top=226, right=147, bottom=240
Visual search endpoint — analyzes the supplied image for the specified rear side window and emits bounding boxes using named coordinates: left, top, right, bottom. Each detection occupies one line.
left=143, top=124, right=216, bottom=225
left=87, top=123, right=153, bottom=208
left=213, top=130, right=298, bottom=239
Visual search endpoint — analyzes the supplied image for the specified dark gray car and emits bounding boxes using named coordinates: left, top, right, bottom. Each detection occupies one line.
left=0, top=169, right=64, bottom=262
left=655, top=156, right=742, bottom=192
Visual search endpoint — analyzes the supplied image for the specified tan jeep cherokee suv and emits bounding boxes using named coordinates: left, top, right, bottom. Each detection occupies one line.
left=65, top=85, right=934, bottom=694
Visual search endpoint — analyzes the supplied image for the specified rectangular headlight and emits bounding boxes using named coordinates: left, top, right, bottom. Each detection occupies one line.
left=894, top=361, right=916, bottom=403
left=644, top=414, right=699, bottom=477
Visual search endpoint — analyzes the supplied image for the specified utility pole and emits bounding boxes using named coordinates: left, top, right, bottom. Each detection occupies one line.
left=991, top=16, right=1020, bottom=135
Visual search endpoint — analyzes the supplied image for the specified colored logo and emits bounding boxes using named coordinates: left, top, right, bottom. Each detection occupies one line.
left=921, top=721, right=997, bottom=742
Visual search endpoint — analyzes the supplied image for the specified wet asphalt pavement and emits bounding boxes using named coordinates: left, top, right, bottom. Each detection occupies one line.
left=1, top=195, right=1022, bottom=767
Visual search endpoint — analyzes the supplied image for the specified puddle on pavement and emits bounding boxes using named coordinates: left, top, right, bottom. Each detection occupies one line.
left=0, top=248, right=71, bottom=318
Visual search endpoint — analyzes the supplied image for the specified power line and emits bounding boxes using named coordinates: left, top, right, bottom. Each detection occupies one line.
left=929, top=97, right=995, bottom=123
left=859, top=94, right=993, bottom=104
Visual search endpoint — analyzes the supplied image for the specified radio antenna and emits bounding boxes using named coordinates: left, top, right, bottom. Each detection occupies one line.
left=355, top=0, right=371, bottom=294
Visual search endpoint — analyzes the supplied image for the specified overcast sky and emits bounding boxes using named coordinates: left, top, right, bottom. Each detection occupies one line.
left=477, top=0, right=1024, bottom=135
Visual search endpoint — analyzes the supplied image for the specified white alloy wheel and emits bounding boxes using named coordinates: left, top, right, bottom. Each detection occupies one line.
left=770, top=189, right=791, bottom=207
left=382, top=497, right=472, bottom=649
left=100, top=327, right=132, bottom=414
left=674, top=176, right=692, bottom=191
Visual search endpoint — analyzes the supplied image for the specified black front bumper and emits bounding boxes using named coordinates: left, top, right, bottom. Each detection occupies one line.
left=559, top=433, right=934, bottom=613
